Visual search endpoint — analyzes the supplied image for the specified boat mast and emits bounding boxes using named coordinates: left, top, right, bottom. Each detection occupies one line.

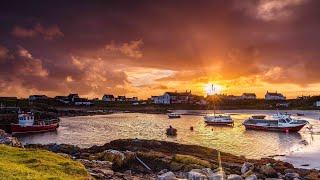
left=212, top=84, right=216, bottom=116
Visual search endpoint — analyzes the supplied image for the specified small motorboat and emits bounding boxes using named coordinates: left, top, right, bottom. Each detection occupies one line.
left=166, top=125, right=177, bottom=136
left=11, top=112, right=59, bottom=134
left=243, top=116, right=308, bottom=133
left=251, top=115, right=266, bottom=119
left=168, top=113, right=181, bottom=119
left=204, top=114, right=234, bottom=126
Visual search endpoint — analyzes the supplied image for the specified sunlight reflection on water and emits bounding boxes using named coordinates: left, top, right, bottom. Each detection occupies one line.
left=17, top=110, right=320, bottom=161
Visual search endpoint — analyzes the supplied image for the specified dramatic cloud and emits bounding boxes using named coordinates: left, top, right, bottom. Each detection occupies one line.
left=105, top=40, right=143, bottom=58
left=12, top=24, right=63, bottom=40
left=1, top=0, right=320, bottom=98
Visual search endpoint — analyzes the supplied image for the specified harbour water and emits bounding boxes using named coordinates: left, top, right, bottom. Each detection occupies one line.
left=17, top=110, right=320, bottom=169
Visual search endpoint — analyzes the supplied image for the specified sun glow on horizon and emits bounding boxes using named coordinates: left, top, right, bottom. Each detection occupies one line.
left=204, top=83, right=223, bottom=95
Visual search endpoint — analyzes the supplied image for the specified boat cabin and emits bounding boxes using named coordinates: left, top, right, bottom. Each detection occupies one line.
left=18, top=113, right=35, bottom=126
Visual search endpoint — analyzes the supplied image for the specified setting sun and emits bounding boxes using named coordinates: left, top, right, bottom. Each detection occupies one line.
left=204, top=83, right=223, bottom=95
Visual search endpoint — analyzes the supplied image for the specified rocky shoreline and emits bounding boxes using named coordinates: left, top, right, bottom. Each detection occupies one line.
left=24, top=139, right=320, bottom=180
left=1, top=128, right=320, bottom=179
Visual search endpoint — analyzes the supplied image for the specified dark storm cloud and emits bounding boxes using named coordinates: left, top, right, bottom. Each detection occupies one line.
left=0, top=0, right=320, bottom=97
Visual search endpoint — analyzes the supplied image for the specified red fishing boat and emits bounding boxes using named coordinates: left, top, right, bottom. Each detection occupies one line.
left=11, top=112, right=59, bottom=134
left=243, top=116, right=308, bottom=133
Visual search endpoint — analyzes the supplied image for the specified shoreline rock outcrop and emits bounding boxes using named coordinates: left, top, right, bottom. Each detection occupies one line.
left=25, top=139, right=320, bottom=179
left=0, top=129, right=23, bottom=147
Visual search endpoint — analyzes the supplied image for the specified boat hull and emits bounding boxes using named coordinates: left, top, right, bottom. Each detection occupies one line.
left=11, top=123, right=59, bottom=134
left=243, top=124, right=306, bottom=132
left=205, top=121, right=234, bottom=126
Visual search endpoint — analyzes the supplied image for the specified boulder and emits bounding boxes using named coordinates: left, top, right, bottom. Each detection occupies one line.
left=284, top=172, right=300, bottom=180
left=158, top=171, right=176, bottom=180
left=227, top=174, right=243, bottom=180
left=77, top=159, right=112, bottom=169
left=101, top=149, right=126, bottom=168
left=91, top=168, right=114, bottom=177
left=201, top=168, right=214, bottom=177
left=188, top=171, right=206, bottom=180
left=241, top=162, right=254, bottom=174
left=260, top=165, right=278, bottom=178
left=208, top=171, right=226, bottom=180
left=0, top=129, right=23, bottom=147
left=245, top=174, right=257, bottom=180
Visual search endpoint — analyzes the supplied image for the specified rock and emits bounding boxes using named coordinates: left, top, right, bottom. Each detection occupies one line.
left=0, top=129, right=23, bottom=147
left=158, top=169, right=169, bottom=175
left=242, top=170, right=254, bottom=178
left=92, top=168, right=114, bottom=177
left=124, top=170, right=132, bottom=175
left=158, top=171, right=176, bottom=180
left=227, top=174, right=243, bottom=180
left=57, top=153, right=72, bottom=159
left=188, top=171, right=206, bottom=180
left=77, top=159, right=112, bottom=169
left=260, top=165, right=278, bottom=178
left=101, top=149, right=126, bottom=168
left=284, top=169, right=296, bottom=174
left=89, top=172, right=105, bottom=179
left=241, top=162, right=254, bottom=174
left=207, top=171, right=226, bottom=180
left=201, top=168, right=214, bottom=177
left=284, top=172, right=300, bottom=180
left=245, top=174, right=257, bottom=180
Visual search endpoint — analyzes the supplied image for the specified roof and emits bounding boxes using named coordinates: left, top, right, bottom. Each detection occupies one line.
left=165, top=92, right=191, bottom=96
left=242, top=93, right=256, bottom=96
left=266, top=92, right=284, bottom=96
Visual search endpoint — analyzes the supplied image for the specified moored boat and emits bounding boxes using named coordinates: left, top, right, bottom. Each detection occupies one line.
left=251, top=115, right=266, bottom=119
left=243, top=116, right=308, bottom=133
left=204, top=114, right=234, bottom=126
left=11, top=112, right=59, bottom=134
left=168, top=113, right=181, bottom=119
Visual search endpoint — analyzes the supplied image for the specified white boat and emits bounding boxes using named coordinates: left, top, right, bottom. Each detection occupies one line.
left=243, top=116, right=308, bottom=132
left=204, top=114, right=234, bottom=126
left=168, top=113, right=181, bottom=119
left=203, top=84, right=234, bottom=126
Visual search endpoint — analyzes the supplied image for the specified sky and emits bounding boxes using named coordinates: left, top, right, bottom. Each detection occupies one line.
left=0, top=0, right=320, bottom=99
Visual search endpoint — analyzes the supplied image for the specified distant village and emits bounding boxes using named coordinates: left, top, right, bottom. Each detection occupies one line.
left=1, top=90, right=320, bottom=109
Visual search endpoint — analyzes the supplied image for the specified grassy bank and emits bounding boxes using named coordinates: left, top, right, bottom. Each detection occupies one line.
left=0, top=145, right=89, bottom=180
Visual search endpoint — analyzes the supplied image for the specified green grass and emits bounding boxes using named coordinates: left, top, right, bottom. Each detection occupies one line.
left=0, top=145, right=89, bottom=180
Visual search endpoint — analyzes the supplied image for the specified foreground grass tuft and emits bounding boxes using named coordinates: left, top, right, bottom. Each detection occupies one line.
left=0, top=145, right=89, bottom=180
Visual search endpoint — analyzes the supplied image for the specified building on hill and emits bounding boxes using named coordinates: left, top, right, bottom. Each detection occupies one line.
left=29, top=95, right=48, bottom=101
left=68, top=93, right=79, bottom=102
left=153, top=90, right=192, bottom=104
left=102, top=94, right=115, bottom=102
left=265, top=91, right=286, bottom=100
left=241, top=93, right=256, bottom=100
left=116, top=96, right=126, bottom=102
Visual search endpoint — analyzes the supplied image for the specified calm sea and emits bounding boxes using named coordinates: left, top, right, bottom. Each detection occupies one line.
left=17, top=110, right=320, bottom=169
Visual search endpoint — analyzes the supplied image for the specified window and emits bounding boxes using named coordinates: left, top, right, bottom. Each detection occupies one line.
left=279, top=119, right=286, bottom=123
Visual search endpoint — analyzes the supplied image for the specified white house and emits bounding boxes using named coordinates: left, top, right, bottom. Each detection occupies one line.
left=153, top=93, right=171, bottom=104
left=241, top=93, right=256, bottom=100
left=265, top=91, right=286, bottom=100
left=153, top=91, right=192, bottom=104
left=315, top=101, right=320, bottom=107
left=102, top=94, right=115, bottom=102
